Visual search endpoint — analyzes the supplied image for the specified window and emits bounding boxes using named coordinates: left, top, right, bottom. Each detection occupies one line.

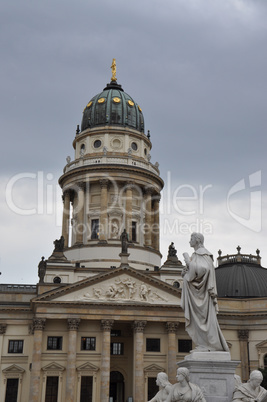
left=8, top=340, right=23, bottom=353
left=131, top=142, right=138, bottom=151
left=93, top=139, right=102, bottom=148
left=146, top=338, right=160, bottom=352
left=45, top=376, right=58, bottom=402
left=178, top=339, right=192, bottom=353
left=91, top=219, right=99, bottom=239
left=264, top=354, right=267, bottom=368
left=80, top=376, right=93, bottom=402
left=5, top=378, right=19, bottom=402
left=110, top=342, right=124, bottom=355
left=81, top=337, right=96, bottom=351
left=47, top=337, right=62, bottom=350
left=131, top=221, right=137, bottom=242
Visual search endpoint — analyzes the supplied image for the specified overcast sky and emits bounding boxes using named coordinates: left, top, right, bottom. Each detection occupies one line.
left=1, top=0, right=267, bottom=283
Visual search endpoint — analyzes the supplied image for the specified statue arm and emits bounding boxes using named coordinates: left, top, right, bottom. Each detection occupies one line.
left=147, top=393, right=158, bottom=402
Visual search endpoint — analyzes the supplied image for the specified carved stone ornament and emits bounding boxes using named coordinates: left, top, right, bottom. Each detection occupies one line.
left=67, top=318, right=80, bottom=330
left=132, top=320, right=147, bottom=333
left=101, top=320, right=114, bottom=332
left=238, top=329, right=249, bottom=341
left=32, top=318, right=46, bottom=331
left=0, top=324, right=7, bottom=334
left=53, top=236, right=64, bottom=252
left=166, top=322, right=179, bottom=334
left=74, top=275, right=170, bottom=304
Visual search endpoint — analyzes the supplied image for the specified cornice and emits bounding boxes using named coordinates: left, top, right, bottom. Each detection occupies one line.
left=58, top=164, right=164, bottom=189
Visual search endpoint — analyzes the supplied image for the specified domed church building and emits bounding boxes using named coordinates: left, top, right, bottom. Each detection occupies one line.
left=1, top=62, right=267, bottom=402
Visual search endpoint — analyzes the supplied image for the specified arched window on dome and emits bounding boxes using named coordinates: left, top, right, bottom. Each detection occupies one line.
left=127, top=104, right=136, bottom=128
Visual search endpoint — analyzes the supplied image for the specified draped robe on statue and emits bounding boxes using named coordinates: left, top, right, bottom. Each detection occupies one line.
left=181, top=247, right=229, bottom=352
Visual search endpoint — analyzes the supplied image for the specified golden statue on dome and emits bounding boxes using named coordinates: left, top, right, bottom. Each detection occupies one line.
left=111, top=58, right=117, bottom=82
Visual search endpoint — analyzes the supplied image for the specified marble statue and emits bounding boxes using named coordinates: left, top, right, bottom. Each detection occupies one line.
left=120, top=229, right=128, bottom=254
left=181, top=232, right=229, bottom=352
left=148, top=372, right=172, bottom=402
left=38, top=257, right=46, bottom=283
left=166, top=367, right=206, bottom=401
left=232, top=370, right=267, bottom=401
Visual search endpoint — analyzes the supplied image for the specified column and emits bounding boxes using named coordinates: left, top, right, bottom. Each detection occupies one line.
left=144, top=189, right=153, bottom=247
left=125, top=182, right=133, bottom=241
left=152, top=195, right=160, bottom=251
left=133, top=320, right=147, bottom=402
left=76, top=183, right=85, bottom=244
left=100, top=319, right=114, bottom=402
left=166, top=322, right=179, bottom=384
left=0, top=324, right=7, bottom=363
left=65, top=318, right=80, bottom=402
left=238, top=329, right=249, bottom=381
left=99, top=179, right=109, bottom=241
left=29, top=318, right=46, bottom=402
left=62, top=190, right=71, bottom=248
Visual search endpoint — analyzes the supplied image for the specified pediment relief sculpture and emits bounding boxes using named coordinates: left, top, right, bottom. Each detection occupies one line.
left=53, top=273, right=179, bottom=305
left=75, top=276, right=170, bottom=304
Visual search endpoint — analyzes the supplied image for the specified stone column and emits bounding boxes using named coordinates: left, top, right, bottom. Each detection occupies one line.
left=144, top=189, right=153, bottom=247
left=238, top=329, right=249, bottom=381
left=99, top=179, right=109, bottom=242
left=166, top=322, right=179, bottom=384
left=0, top=324, right=7, bottom=364
left=29, top=318, right=46, bottom=402
left=76, top=183, right=85, bottom=244
left=125, top=181, right=133, bottom=241
left=100, top=319, right=114, bottom=402
left=152, top=195, right=160, bottom=251
left=62, top=190, right=71, bottom=248
left=65, top=318, right=80, bottom=402
left=133, top=320, right=147, bottom=402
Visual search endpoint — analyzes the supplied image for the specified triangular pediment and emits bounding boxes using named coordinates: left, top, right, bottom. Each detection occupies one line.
left=42, top=362, right=65, bottom=372
left=33, top=266, right=181, bottom=306
left=256, top=340, right=267, bottom=349
left=77, top=362, right=99, bottom=372
left=144, top=364, right=165, bottom=373
left=2, top=364, right=25, bottom=374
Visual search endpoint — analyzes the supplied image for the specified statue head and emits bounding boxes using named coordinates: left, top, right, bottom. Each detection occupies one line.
left=156, top=372, right=170, bottom=387
left=249, top=370, right=263, bottom=387
left=176, top=367, right=190, bottom=383
left=190, top=232, right=204, bottom=247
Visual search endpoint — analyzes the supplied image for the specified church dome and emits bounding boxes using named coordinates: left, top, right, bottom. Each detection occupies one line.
left=215, top=247, right=267, bottom=298
left=81, top=81, right=145, bottom=133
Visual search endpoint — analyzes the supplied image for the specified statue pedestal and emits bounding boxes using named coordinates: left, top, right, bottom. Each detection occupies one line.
left=119, top=253, right=130, bottom=267
left=178, top=353, right=240, bottom=402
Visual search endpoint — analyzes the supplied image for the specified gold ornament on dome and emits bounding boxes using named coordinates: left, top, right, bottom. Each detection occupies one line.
left=113, top=97, right=121, bottom=103
left=138, top=105, right=142, bottom=112
left=87, top=101, right=93, bottom=108
left=128, top=100, right=134, bottom=107
left=98, top=98, right=105, bottom=104
left=111, top=58, right=117, bottom=82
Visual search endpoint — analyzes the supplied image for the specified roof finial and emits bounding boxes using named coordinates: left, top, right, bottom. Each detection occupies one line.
left=111, top=58, right=117, bottom=82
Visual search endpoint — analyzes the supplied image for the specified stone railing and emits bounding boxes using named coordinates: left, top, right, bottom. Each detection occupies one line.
left=0, top=284, right=37, bottom=292
left=63, top=155, right=160, bottom=176
left=217, top=253, right=261, bottom=266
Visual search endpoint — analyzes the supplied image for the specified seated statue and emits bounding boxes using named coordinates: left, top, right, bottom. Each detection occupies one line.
left=232, top=370, right=267, bottom=401
left=166, top=367, right=206, bottom=402
left=148, top=372, right=172, bottom=402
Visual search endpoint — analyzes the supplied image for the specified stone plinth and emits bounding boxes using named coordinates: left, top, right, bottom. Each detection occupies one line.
left=119, top=252, right=130, bottom=267
left=178, top=354, right=240, bottom=402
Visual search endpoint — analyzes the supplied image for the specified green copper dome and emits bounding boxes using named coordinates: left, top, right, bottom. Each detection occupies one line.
left=81, top=81, right=145, bottom=133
